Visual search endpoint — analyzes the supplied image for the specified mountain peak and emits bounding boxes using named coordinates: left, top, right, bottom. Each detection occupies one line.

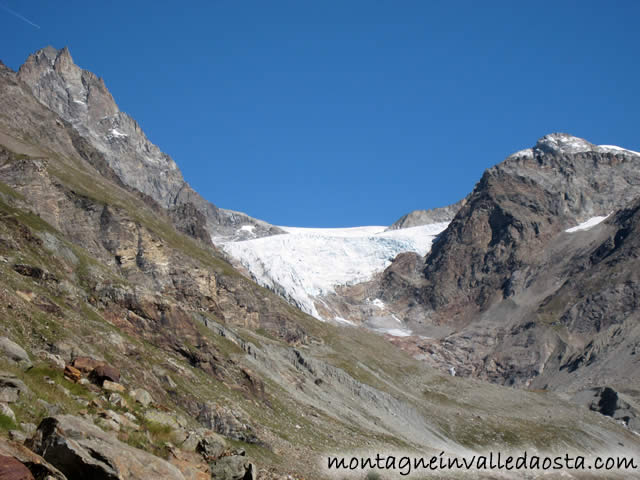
left=534, top=133, right=595, bottom=154
left=508, top=133, right=640, bottom=159
left=27, top=45, right=72, bottom=67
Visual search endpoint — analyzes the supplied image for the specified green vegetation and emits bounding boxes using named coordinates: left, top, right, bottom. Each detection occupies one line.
left=0, top=413, right=16, bottom=431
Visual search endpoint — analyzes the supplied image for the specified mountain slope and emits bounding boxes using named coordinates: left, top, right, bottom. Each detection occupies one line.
left=16, top=46, right=282, bottom=242
left=371, top=133, right=640, bottom=416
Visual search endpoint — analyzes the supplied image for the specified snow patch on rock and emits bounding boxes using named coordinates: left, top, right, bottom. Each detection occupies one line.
left=565, top=215, right=610, bottom=233
left=378, top=328, right=413, bottom=337
left=598, top=145, right=640, bottom=156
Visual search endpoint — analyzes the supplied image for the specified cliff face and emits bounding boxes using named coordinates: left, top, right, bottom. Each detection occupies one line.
left=16, top=46, right=283, bottom=242
left=413, top=134, right=640, bottom=324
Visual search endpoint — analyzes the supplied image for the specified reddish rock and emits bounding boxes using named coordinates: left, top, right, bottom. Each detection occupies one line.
left=71, top=356, right=103, bottom=373
left=0, top=455, right=34, bottom=480
left=0, top=438, right=65, bottom=480
left=63, top=365, right=82, bottom=383
left=89, top=364, right=120, bottom=385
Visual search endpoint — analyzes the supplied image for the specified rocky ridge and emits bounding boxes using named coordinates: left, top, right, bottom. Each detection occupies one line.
left=16, top=46, right=282, bottom=243
left=387, top=198, right=467, bottom=230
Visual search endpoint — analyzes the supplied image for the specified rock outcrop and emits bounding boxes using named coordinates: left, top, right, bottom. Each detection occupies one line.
left=28, top=415, right=185, bottom=480
left=0, top=437, right=67, bottom=480
left=0, top=338, right=31, bottom=370
left=387, top=198, right=466, bottom=230
left=573, top=387, right=640, bottom=432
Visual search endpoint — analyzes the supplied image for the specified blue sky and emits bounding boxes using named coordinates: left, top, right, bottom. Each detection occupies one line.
left=2, top=1, right=639, bottom=227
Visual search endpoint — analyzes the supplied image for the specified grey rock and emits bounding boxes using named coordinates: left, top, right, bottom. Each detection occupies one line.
left=95, top=417, right=120, bottom=432
left=152, top=366, right=178, bottom=390
left=19, top=423, right=37, bottom=436
left=99, top=410, right=138, bottom=431
left=0, top=337, right=32, bottom=369
left=182, top=429, right=227, bottom=461
left=107, top=392, right=127, bottom=408
left=209, top=455, right=255, bottom=480
left=197, top=403, right=259, bottom=444
left=195, top=431, right=227, bottom=461
left=129, top=388, right=153, bottom=407
left=144, top=410, right=180, bottom=430
left=0, top=403, right=16, bottom=422
left=28, top=415, right=185, bottom=480
left=0, top=372, right=30, bottom=403
left=387, top=198, right=466, bottom=230
left=35, top=350, right=66, bottom=369
left=36, top=399, right=61, bottom=416
left=8, top=429, right=27, bottom=443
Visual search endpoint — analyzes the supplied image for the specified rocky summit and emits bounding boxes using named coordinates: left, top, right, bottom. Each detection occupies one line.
left=0, top=46, right=639, bottom=480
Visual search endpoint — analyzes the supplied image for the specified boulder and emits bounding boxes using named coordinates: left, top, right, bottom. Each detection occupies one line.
left=89, top=365, right=120, bottom=385
left=7, top=431, right=26, bottom=444
left=144, top=410, right=180, bottom=430
left=0, top=455, right=34, bottom=480
left=0, top=338, right=31, bottom=370
left=183, top=429, right=227, bottom=461
left=195, top=432, right=227, bottom=461
left=71, top=357, right=103, bottom=373
left=0, top=437, right=66, bottom=480
left=209, top=455, right=255, bottom=480
left=197, top=403, right=260, bottom=444
left=28, top=415, right=185, bottom=480
left=0, top=373, right=29, bottom=404
left=107, top=393, right=128, bottom=409
left=102, top=381, right=125, bottom=393
left=0, top=404, right=15, bottom=422
left=129, top=388, right=153, bottom=407
left=36, top=400, right=61, bottom=417
left=99, top=410, right=138, bottom=431
left=35, top=351, right=65, bottom=370
left=18, top=424, right=36, bottom=436
left=63, top=365, right=82, bottom=383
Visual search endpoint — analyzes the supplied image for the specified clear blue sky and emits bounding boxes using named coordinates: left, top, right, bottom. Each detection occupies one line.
left=2, top=1, right=639, bottom=227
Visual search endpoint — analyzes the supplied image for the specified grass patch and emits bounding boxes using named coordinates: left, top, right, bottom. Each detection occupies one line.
left=25, top=365, right=90, bottom=398
left=0, top=413, right=16, bottom=431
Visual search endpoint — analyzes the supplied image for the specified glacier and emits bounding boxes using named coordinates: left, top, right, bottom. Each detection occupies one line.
left=220, top=223, right=449, bottom=320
